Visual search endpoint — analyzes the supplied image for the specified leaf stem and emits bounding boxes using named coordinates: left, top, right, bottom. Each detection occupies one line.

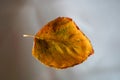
left=23, top=34, right=41, bottom=39
left=23, top=34, right=34, bottom=38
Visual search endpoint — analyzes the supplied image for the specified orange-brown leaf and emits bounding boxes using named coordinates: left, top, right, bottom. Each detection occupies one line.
left=32, top=17, right=94, bottom=69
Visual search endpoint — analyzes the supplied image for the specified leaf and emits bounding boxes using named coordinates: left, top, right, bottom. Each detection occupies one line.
left=32, top=17, right=94, bottom=69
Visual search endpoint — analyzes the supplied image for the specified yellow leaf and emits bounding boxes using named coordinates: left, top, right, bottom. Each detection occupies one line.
left=32, top=17, right=94, bottom=69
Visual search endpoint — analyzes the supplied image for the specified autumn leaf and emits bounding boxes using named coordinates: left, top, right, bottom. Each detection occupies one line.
left=32, top=17, right=94, bottom=69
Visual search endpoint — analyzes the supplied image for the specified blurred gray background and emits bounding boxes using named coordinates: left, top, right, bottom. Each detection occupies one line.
left=0, top=0, right=120, bottom=80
